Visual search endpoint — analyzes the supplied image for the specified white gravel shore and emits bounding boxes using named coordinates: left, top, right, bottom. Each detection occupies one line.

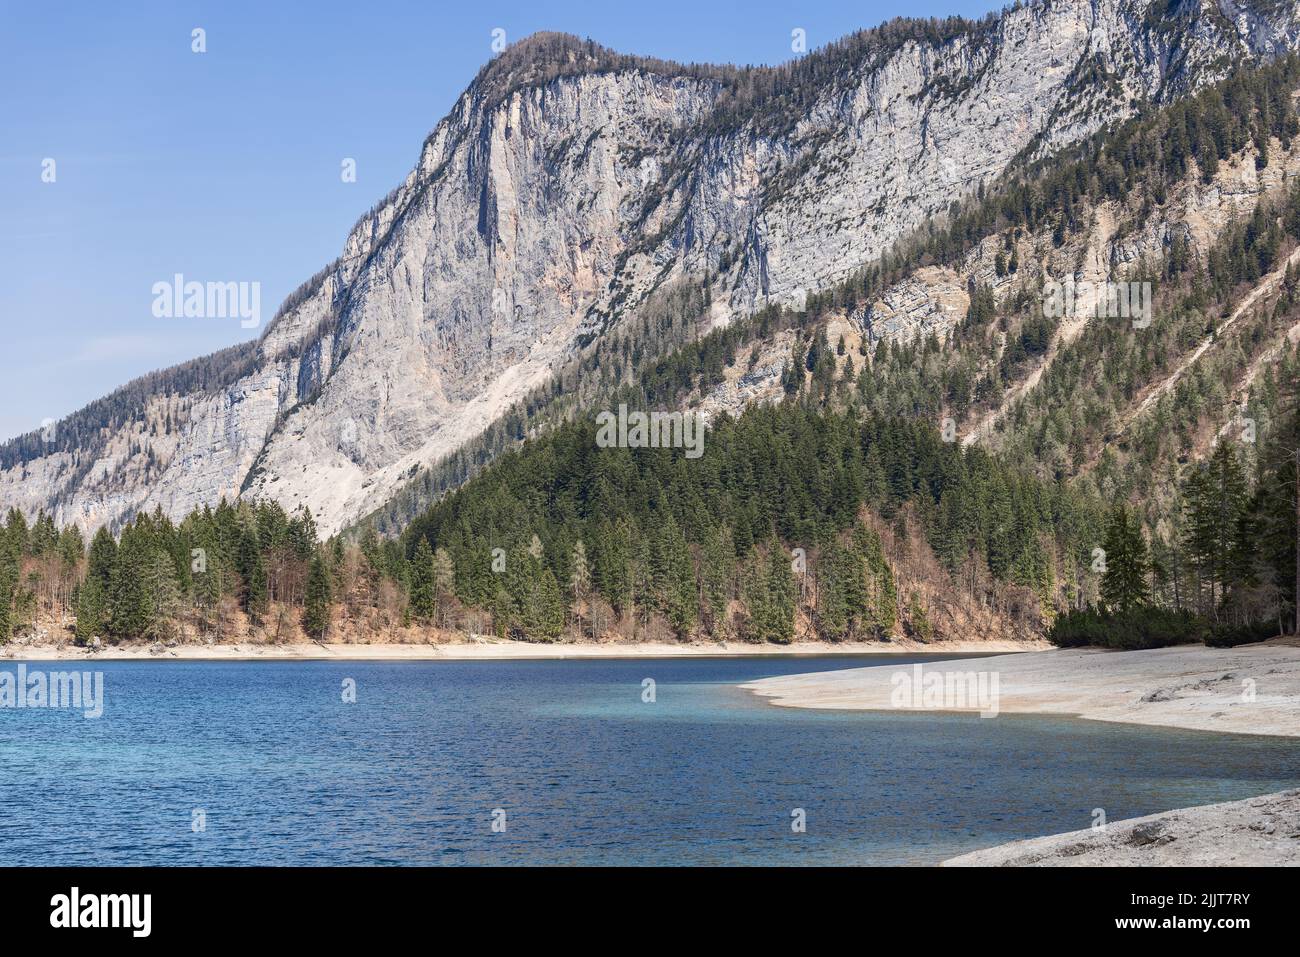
left=742, top=640, right=1300, bottom=737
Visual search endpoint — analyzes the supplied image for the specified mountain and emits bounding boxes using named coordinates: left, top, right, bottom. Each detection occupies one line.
left=381, top=48, right=1300, bottom=646
left=6, top=0, right=1300, bottom=538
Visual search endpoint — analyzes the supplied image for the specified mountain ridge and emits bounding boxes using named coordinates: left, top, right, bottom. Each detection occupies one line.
left=6, top=0, right=1300, bottom=537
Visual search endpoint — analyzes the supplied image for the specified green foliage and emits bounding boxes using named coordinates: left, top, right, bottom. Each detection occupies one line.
left=396, top=398, right=1098, bottom=642
left=1100, top=505, right=1150, bottom=613
left=1204, top=620, right=1276, bottom=648
left=408, top=539, right=437, bottom=623
left=1047, top=607, right=1207, bottom=649
left=1182, top=442, right=1250, bottom=616
left=494, top=544, right=565, bottom=641
left=302, top=553, right=332, bottom=640
left=904, top=592, right=933, bottom=642
left=815, top=525, right=896, bottom=639
left=108, top=518, right=157, bottom=639
left=73, top=575, right=108, bottom=644
left=0, top=524, right=18, bottom=642
left=743, top=541, right=796, bottom=644
left=236, top=522, right=268, bottom=617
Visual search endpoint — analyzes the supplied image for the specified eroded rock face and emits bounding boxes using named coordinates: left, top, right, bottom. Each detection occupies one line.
left=5, top=0, right=1299, bottom=536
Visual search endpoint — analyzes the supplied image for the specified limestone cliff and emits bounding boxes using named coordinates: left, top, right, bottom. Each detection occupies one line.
left=4, top=0, right=1298, bottom=535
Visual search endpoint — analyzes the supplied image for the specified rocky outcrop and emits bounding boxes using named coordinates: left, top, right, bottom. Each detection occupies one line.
left=5, top=0, right=1300, bottom=536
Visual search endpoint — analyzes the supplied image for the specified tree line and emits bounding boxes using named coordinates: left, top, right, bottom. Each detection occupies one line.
left=0, top=395, right=1108, bottom=647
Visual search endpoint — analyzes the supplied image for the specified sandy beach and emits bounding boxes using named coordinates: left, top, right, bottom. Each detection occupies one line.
left=0, top=637, right=1045, bottom=662
left=743, top=640, right=1300, bottom=737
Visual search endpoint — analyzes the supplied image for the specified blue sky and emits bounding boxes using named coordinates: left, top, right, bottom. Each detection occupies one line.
left=0, top=0, right=1003, bottom=442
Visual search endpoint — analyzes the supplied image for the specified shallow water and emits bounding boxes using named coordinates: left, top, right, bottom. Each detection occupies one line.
left=1, top=654, right=1295, bottom=865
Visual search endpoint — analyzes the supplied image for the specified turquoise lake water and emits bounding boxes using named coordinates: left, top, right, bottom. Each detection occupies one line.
left=0, top=654, right=1295, bottom=865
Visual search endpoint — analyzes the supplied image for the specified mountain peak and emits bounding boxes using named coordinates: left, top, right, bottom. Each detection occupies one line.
left=470, top=31, right=636, bottom=107
left=8, top=0, right=1300, bottom=539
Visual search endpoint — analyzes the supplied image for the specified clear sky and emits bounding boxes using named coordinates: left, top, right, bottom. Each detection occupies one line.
left=0, top=0, right=1004, bottom=442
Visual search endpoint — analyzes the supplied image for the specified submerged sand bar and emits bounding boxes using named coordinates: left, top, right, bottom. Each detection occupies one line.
left=743, top=640, right=1300, bottom=738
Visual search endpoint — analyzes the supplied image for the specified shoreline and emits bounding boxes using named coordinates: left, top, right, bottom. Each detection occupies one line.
left=9, top=634, right=1296, bottom=865
left=0, top=637, right=1047, bottom=662
left=743, top=641, right=1300, bottom=865
left=741, top=640, right=1300, bottom=738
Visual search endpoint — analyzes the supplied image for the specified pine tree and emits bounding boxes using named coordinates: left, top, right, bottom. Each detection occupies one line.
left=303, top=553, right=332, bottom=640
left=288, top=506, right=318, bottom=562
left=862, top=525, right=898, bottom=634
left=5, top=508, right=29, bottom=556
left=764, top=540, right=797, bottom=643
left=699, top=524, right=735, bottom=634
left=816, top=540, right=852, bottom=639
left=236, top=523, right=268, bottom=617
left=109, top=521, right=154, bottom=639
left=525, top=568, right=566, bottom=642
left=592, top=519, right=632, bottom=615
left=409, top=539, right=437, bottom=623
left=56, top=525, right=84, bottom=570
left=0, top=534, right=17, bottom=642
left=142, top=550, right=181, bottom=641
left=74, top=574, right=108, bottom=644
left=86, top=526, right=117, bottom=588
left=1183, top=443, right=1248, bottom=616
left=741, top=545, right=771, bottom=642
left=659, top=515, right=696, bottom=637
left=1101, top=505, right=1150, bottom=612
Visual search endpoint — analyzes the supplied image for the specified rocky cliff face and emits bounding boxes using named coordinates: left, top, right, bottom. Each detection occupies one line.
left=5, top=0, right=1300, bottom=536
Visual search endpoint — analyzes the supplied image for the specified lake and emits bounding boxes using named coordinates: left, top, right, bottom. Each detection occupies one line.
left=1, top=654, right=1295, bottom=865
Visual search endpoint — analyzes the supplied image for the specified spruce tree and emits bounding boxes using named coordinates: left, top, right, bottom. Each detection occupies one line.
left=86, top=526, right=117, bottom=588
left=660, top=516, right=696, bottom=637
left=236, top=524, right=268, bottom=616
left=409, top=539, right=437, bottom=623
left=74, top=574, right=108, bottom=644
left=765, top=540, right=797, bottom=643
left=699, top=525, right=735, bottom=634
left=1101, top=505, right=1150, bottom=612
left=303, top=553, right=332, bottom=640
left=108, top=520, right=153, bottom=638
left=0, top=535, right=16, bottom=642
